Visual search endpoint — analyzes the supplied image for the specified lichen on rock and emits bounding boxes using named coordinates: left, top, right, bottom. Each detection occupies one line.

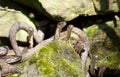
left=19, top=41, right=85, bottom=77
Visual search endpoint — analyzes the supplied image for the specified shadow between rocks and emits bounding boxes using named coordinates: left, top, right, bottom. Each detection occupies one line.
left=98, top=23, right=120, bottom=52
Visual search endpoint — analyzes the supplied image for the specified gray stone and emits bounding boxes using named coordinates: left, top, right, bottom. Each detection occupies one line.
left=15, top=0, right=120, bottom=21
left=92, top=0, right=120, bottom=14
left=0, top=7, right=36, bottom=42
left=15, top=0, right=96, bottom=21
left=19, top=41, right=85, bottom=77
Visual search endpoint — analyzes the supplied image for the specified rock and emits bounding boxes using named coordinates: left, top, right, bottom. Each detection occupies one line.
left=0, top=1, right=37, bottom=43
left=84, top=19, right=120, bottom=75
left=14, top=0, right=120, bottom=21
left=14, top=0, right=96, bottom=21
left=18, top=41, right=85, bottom=77
left=92, top=0, right=120, bottom=14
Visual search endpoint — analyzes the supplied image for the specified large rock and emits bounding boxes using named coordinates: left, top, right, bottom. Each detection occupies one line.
left=14, top=0, right=96, bottom=21
left=84, top=19, right=120, bottom=76
left=16, top=41, right=85, bottom=77
left=15, top=0, right=120, bottom=21
left=0, top=1, right=36, bottom=43
left=92, top=0, right=120, bottom=14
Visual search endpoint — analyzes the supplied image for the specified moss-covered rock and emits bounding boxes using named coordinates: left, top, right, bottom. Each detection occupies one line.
left=84, top=20, right=120, bottom=75
left=18, top=41, right=85, bottom=77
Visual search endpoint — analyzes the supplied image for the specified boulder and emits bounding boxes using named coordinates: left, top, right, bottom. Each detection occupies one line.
left=92, top=0, right=120, bottom=14
left=15, top=0, right=120, bottom=21
left=84, top=19, right=120, bottom=76
left=0, top=1, right=37, bottom=43
left=14, top=0, right=96, bottom=21
left=18, top=41, right=85, bottom=77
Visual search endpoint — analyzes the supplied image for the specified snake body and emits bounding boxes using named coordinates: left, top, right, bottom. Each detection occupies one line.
left=9, top=22, right=90, bottom=73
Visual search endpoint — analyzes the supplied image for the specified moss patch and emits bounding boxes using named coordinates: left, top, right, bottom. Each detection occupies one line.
left=97, top=52, right=120, bottom=69
left=7, top=74, right=20, bottom=77
left=83, top=25, right=98, bottom=37
left=23, top=40, right=84, bottom=77
left=87, top=21, right=120, bottom=71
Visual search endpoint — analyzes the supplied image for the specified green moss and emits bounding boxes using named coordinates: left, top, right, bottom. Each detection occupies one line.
left=36, top=46, right=54, bottom=75
left=46, top=41, right=61, bottom=52
left=105, top=52, right=120, bottom=69
left=7, top=74, right=20, bottom=77
left=97, top=52, right=120, bottom=69
left=36, top=59, right=54, bottom=75
left=17, top=61, right=26, bottom=69
left=23, top=40, right=84, bottom=76
left=59, top=58, right=79, bottom=76
left=28, top=54, right=37, bottom=64
left=83, top=25, right=98, bottom=37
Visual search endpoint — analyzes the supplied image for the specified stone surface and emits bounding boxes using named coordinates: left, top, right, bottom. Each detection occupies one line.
left=19, top=41, right=85, bottom=77
left=15, top=0, right=120, bottom=21
left=15, top=0, right=96, bottom=21
left=84, top=19, right=120, bottom=70
left=92, top=0, right=120, bottom=14
left=0, top=1, right=37, bottom=42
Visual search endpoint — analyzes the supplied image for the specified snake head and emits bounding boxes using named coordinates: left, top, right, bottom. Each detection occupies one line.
left=0, top=46, right=9, bottom=56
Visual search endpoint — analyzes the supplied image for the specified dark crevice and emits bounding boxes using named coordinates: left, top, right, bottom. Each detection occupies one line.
left=68, top=12, right=120, bottom=29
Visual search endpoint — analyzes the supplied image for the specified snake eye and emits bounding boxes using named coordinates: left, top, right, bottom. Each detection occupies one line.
left=81, top=48, right=85, bottom=53
left=78, top=48, right=85, bottom=56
